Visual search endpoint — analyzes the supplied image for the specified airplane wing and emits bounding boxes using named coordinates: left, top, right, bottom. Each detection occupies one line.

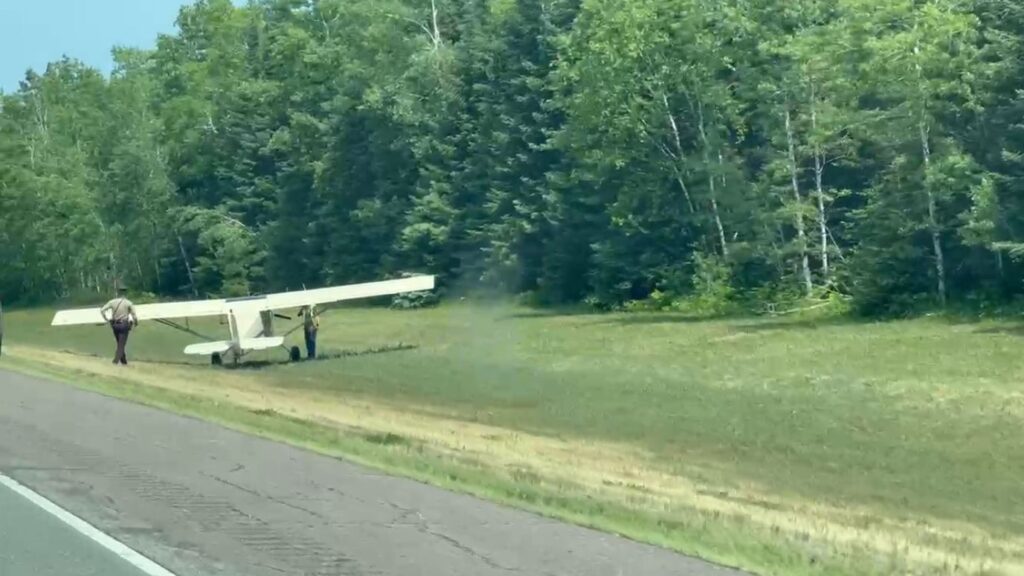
left=51, top=276, right=435, bottom=327
left=262, top=275, right=435, bottom=310
left=51, top=298, right=227, bottom=327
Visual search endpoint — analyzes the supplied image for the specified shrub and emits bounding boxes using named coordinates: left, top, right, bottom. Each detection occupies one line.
left=391, top=290, right=440, bottom=310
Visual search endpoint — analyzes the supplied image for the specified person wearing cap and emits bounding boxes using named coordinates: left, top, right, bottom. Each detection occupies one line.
left=100, top=287, right=138, bottom=365
left=301, top=304, right=320, bottom=360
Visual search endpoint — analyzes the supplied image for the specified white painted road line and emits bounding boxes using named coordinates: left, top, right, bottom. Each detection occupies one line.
left=0, top=473, right=178, bottom=576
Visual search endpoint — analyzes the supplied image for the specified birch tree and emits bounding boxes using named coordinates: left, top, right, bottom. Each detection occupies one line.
left=860, top=0, right=982, bottom=305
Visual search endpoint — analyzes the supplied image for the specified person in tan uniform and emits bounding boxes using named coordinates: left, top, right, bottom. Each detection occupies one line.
left=301, top=304, right=319, bottom=360
left=100, top=287, right=138, bottom=365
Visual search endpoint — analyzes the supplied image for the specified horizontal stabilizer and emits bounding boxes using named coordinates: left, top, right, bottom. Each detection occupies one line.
left=183, top=337, right=285, bottom=356
left=238, top=337, right=285, bottom=351
left=183, top=341, right=232, bottom=356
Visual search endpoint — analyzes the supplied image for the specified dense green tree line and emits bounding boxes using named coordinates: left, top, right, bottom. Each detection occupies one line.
left=3, top=0, right=1024, bottom=314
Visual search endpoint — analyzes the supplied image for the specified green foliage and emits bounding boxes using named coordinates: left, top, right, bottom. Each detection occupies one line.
left=2, top=0, right=1024, bottom=315
left=620, top=254, right=737, bottom=316
left=621, top=289, right=675, bottom=313
left=680, top=253, right=736, bottom=316
left=172, top=206, right=266, bottom=297
left=390, top=290, right=441, bottom=310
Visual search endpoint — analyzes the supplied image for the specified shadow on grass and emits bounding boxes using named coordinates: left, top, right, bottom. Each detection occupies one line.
left=600, top=314, right=724, bottom=326
left=58, top=349, right=202, bottom=367
left=728, top=316, right=860, bottom=333
left=58, top=343, right=419, bottom=370
left=500, top=308, right=597, bottom=321
left=602, top=313, right=860, bottom=329
left=970, top=324, right=1024, bottom=337
left=225, top=343, right=419, bottom=370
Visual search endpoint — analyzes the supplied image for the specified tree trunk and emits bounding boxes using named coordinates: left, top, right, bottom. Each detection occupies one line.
left=785, top=107, right=813, bottom=296
left=719, top=151, right=728, bottom=193
left=151, top=221, right=162, bottom=292
left=814, top=155, right=828, bottom=277
left=662, top=95, right=697, bottom=214
left=709, top=186, right=728, bottom=258
left=673, top=172, right=696, bottom=214
left=828, top=227, right=847, bottom=263
left=430, top=0, right=442, bottom=50
left=28, top=91, right=48, bottom=169
left=716, top=150, right=731, bottom=247
left=178, top=235, right=198, bottom=297
left=810, top=85, right=829, bottom=279
left=920, top=121, right=947, bottom=306
left=108, top=251, right=118, bottom=289
left=697, top=101, right=729, bottom=258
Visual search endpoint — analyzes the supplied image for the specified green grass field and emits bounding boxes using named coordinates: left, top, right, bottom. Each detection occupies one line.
left=2, top=303, right=1022, bottom=575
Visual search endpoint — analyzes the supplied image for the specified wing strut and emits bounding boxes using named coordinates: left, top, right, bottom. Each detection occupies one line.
left=279, top=304, right=341, bottom=339
left=153, top=318, right=218, bottom=342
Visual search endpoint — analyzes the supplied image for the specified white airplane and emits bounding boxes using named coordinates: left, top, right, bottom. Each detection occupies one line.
left=51, top=275, right=435, bottom=364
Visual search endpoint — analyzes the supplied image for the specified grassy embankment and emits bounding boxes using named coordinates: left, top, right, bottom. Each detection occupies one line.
left=2, top=303, right=1022, bottom=575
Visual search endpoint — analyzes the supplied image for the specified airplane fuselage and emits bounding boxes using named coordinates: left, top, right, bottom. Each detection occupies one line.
left=181, top=298, right=286, bottom=361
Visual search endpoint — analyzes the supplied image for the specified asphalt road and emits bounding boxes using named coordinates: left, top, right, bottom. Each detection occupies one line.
left=0, top=478, right=148, bottom=576
left=0, top=368, right=746, bottom=576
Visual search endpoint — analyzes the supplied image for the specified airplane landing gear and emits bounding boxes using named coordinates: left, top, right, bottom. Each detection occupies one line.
left=289, top=346, right=301, bottom=363
left=211, top=352, right=223, bottom=366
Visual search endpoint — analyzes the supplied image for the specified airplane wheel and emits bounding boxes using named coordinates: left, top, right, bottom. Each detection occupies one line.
left=211, top=353, right=223, bottom=366
left=289, top=346, right=301, bottom=363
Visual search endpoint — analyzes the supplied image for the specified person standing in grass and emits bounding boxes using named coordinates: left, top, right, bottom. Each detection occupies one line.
left=100, top=286, right=138, bottom=365
left=301, top=304, right=320, bottom=360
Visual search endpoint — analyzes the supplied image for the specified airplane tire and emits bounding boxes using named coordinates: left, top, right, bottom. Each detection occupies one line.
left=211, top=352, right=223, bottom=366
left=289, top=346, right=301, bottom=363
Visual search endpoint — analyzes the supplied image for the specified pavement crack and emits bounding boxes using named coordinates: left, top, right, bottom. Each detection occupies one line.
left=206, top=473, right=330, bottom=521
left=253, top=561, right=288, bottom=574
left=380, top=501, right=519, bottom=573
left=418, top=523, right=520, bottom=573
left=379, top=498, right=430, bottom=526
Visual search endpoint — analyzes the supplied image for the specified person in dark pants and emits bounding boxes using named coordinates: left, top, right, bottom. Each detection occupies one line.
left=302, top=305, right=319, bottom=360
left=100, top=287, right=138, bottom=365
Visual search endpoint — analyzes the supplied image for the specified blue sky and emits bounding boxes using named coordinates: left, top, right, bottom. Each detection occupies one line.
left=0, top=0, right=192, bottom=93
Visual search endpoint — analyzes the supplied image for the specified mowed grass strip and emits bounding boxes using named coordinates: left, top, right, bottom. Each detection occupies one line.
left=3, top=304, right=1022, bottom=575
